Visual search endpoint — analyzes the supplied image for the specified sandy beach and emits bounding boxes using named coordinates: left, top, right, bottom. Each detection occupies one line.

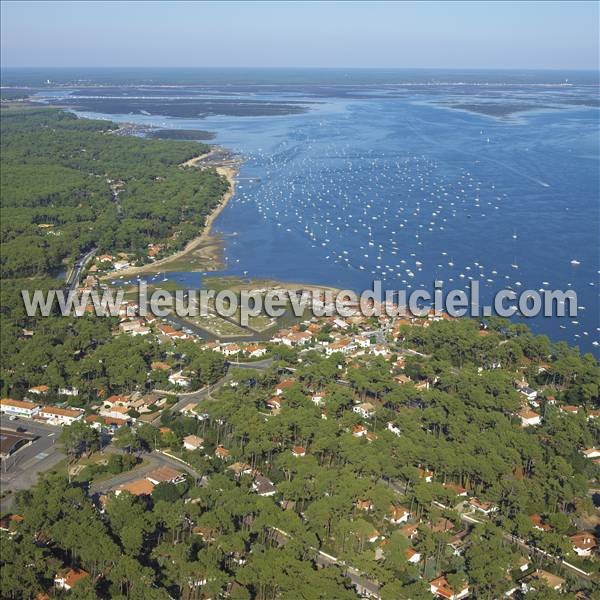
left=102, top=150, right=240, bottom=278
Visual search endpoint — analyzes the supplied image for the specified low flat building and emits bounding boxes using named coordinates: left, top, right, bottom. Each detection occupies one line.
left=54, top=568, right=89, bottom=591
left=570, top=532, right=597, bottom=557
left=39, top=406, right=84, bottom=426
left=183, top=435, right=204, bottom=451
left=252, top=474, right=276, bottom=496
left=146, top=466, right=186, bottom=485
left=430, top=575, right=469, bottom=600
left=0, top=398, right=40, bottom=418
left=116, top=478, right=155, bottom=496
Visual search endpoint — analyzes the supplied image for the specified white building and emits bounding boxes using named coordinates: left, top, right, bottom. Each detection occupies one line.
left=169, top=371, right=191, bottom=388
left=39, top=406, right=84, bottom=426
left=517, top=408, right=542, bottom=427
left=183, top=435, right=204, bottom=451
left=387, top=421, right=401, bottom=436
left=353, top=402, right=375, bottom=419
left=0, top=398, right=40, bottom=418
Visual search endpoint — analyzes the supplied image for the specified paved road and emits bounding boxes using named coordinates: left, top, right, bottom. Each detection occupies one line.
left=271, top=526, right=381, bottom=598
left=65, top=247, right=97, bottom=292
left=0, top=417, right=64, bottom=512
left=227, top=358, right=274, bottom=370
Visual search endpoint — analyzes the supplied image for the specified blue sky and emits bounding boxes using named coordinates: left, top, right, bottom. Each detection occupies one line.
left=1, top=1, right=598, bottom=69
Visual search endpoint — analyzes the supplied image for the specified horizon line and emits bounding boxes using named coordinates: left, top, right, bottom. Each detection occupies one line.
left=2, top=65, right=598, bottom=72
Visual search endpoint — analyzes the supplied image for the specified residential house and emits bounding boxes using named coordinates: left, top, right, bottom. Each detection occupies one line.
left=581, top=447, right=600, bottom=459
left=220, top=343, right=242, bottom=357
left=28, top=385, right=49, bottom=395
left=517, top=407, right=542, bottom=427
left=387, top=421, right=401, bottom=436
left=157, top=323, right=189, bottom=341
left=39, top=406, right=84, bottom=426
left=367, top=529, right=381, bottom=544
left=252, top=474, right=277, bottom=497
left=387, top=506, right=410, bottom=524
left=58, top=387, right=79, bottom=397
left=430, top=576, right=469, bottom=600
left=443, top=482, right=468, bottom=497
left=356, top=499, right=374, bottom=512
left=405, top=548, right=421, bottom=564
left=353, top=402, right=375, bottom=419
left=116, top=478, right=155, bottom=496
left=529, top=514, right=551, bottom=532
left=468, top=497, right=498, bottom=516
left=518, top=386, right=538, bottom=402
left=104, top=395, right=131, bottom=408
left=146, top=467, right=185, bottom=486
left=168, top=371, right=191, bottom=388
left=418, top=467, right=434, bottom=483
left=352, top=424, right=368, bottom=437
left=0, top=398, right=40, bottom=418
left=183, top=435, right=204, bottom=451
left=325, top=338, right=355, bottom=355
left=246, top=344, right=268, bottom=358
left=119, top=320, right=150, bottom=336
left=54, top=569, right=89, bottom=591
left=275, top=380, right=295, bottom=395
left=525, top=570, right=564, bottom=593
left=291, top=445, right=306, bottom=457
left=311, top=392, right=326, bottom=406
left=266, top=396, right=283, bottom=412
left=228, top=462, right=253, bottom=478
left=570, top=532, right=597, bottom=557
left=99, top=404, right=131, bottom=421
left=215, top=446, right=231, bottom=460
left=282, top=331, right=312, bottom=347
left=400, top=523, right=419, bottom=540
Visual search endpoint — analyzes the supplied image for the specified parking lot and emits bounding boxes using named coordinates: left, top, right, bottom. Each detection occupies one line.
left=0, top=415, right=65, bottom=512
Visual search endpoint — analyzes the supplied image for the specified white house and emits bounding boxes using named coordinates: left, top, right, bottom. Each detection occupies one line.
left=570, top=532, right=597, bottom=557
left=517, top=408, right=542, bottom=427
left=0, top=398, right=40, bottom=418
left=405, top=548, right=421, bottom=564
left=518, top=386, right=538, bottom=402
left=58, top=387, right=79, bottom=397
left=246, top=344, right=268, bottom=358
left=430, top=576, right=469, bottom=600
left=311, top=393, right=325, bottom=406
left=581, top=447, right=600, bottom=459
left=387, top=421, right=401, bottom=436
left=169, top=371, right=191, bottom=388
left=468, top=497, right=498, bottom=516
left=39, top=406, right=84, bottom=426
left=183, top=435, right=204, bottom=451
left=352, top=424, right=368, bottom=437
left=387, top=506, right=410, bottom=524
left=99, top=405, right=131, bottom=421
left=146, top=466, right=186, bottom=486
left=252, top=474, right=277, bottom=497
left=353, top=402, right=375, bottom=419
left=281, top=331, right=312, bottom=347
left=54, top=569, right=89, bottom=591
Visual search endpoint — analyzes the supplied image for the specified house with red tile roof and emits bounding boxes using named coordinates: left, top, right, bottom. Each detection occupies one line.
left=430, top=575, right=469, bottom=600
left=54, top=568, right=89, bottom=591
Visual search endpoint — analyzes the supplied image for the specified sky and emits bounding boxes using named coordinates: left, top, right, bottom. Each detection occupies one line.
left=1, top=1, right=598, bottom=70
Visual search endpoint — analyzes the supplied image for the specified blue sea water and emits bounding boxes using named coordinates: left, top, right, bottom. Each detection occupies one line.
left=24, top=69, right=600, bottom=354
